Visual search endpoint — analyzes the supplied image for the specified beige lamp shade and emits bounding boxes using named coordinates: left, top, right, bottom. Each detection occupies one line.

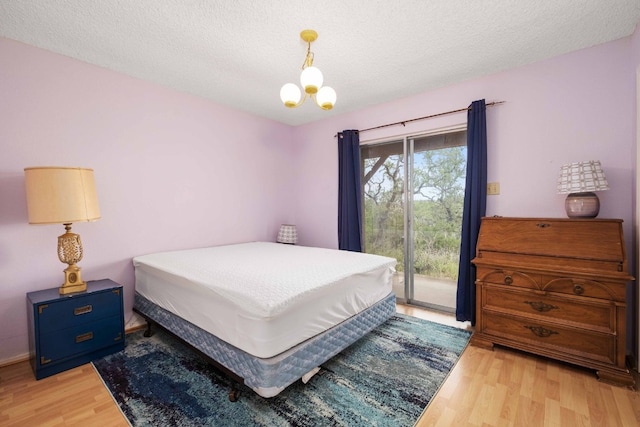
left=24, top=167, right=101, bottom=224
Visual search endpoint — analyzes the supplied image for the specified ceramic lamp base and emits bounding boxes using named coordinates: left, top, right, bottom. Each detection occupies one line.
left=565, top=192, right=600, bottom=218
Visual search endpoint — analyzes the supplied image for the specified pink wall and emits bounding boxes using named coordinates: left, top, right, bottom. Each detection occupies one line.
left=0, top=38, right=296, bottom=362
left=291, top=35, right=638, bottom=357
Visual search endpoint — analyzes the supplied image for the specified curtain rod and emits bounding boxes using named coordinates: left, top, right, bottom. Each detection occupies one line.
left=336, top=100, right=505, bottom=137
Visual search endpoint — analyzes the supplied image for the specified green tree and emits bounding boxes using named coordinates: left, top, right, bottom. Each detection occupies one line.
left=363, top=145, right=466, bottom=279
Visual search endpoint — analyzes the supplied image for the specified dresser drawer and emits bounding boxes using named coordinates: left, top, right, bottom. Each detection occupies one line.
left=482, top=285, right=614, bottom=332
left=541, top=276, right=626, bottom=301
left=37, top=288, right=122, bottom=334
left=37, top=315, right=124, bottom=367
left=477, top=267, right=540, bottom=289
left=481, top=312, right=615, bottom=365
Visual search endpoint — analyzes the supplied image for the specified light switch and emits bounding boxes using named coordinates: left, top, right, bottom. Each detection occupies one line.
left=487, top=182, right=500, bottom=195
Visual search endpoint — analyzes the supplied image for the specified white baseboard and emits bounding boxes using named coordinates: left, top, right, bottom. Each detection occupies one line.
left=0, top=352, right=30, bottom=368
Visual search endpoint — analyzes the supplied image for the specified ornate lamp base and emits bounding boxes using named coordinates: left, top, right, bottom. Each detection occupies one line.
left=565, top=192, right=600, bottom=218
left=60, top=264, right=87, bottom=294
left=57, top=224, right=87, bottom=294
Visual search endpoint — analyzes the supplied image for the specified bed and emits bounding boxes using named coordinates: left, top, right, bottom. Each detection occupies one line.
left=132, top=241, right=397, bottom=399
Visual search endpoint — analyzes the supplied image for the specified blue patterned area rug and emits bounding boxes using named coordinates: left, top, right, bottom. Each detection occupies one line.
left=93, top=314, right=471, bottom=427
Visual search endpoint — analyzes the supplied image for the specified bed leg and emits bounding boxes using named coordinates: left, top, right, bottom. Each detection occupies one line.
left=228, top=388, right=240, bottom=402
left=143, top=321, right=154, bottom=337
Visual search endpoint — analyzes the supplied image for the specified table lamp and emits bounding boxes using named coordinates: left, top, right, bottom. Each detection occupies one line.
left=277, top=224, right=298, bottom=244
left=24, top=167, right=101, bottom=294
left=556, top=160, right=609, bottom=218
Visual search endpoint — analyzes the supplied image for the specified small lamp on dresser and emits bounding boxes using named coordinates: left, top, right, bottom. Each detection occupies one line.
left=277, top=224, right=298, bottom=244
left=556, top=160, right=609, bottom=218
left=24, top=166, right=101, bottom=294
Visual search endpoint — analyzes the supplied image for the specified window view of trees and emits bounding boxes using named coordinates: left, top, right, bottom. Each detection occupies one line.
left=362, top=133, right=466, bottom=283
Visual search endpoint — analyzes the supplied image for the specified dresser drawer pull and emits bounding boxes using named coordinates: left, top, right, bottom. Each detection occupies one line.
left=536, top=223, right=551, bottom=228
left=74, top=305, right=93, bottom=315
left=524, top=326, right=558, bottom=338
left=40, top=356, right=51, bottom=365
left=504, top=275, right=513, bottom=285
left=75, top=332, right=94, bottom=343
left=573, top=284, right=585, bottom=295
left=524, top=301, right=558, bottom=312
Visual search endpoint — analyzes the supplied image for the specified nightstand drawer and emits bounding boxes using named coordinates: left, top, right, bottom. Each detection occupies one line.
left=37, top=315, right=123, bottom=367
left=37, top=288, right=122, bottom=334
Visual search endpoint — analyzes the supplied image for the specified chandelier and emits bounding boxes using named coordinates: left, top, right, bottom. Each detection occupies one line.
left=280, top=30, right=337, bottom=110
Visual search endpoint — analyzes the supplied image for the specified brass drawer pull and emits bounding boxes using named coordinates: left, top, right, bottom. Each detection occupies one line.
left=75, top=332, right=94, bottom=343
left=504, top=275, right=513, bottom=285
left=40, top=356, right=51, bottom=365
left=74, top=305, right=93, bottom=315
left=524, top=325, right=558, bottom=338
left=573, top=284, right=585, bottom=295
left=524, top=301, right=558, bottom=312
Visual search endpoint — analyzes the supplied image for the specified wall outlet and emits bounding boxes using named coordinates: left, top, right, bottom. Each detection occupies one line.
left=487, top=182, right=500, bottom=195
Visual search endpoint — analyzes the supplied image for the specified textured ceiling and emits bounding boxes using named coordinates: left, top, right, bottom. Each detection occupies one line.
left=1, top=1, right=639, bottom=126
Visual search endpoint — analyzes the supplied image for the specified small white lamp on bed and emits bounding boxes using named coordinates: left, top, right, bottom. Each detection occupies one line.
left=277, top=224, right=298, bottom=244
left=24, top=166, right=101, bottom=294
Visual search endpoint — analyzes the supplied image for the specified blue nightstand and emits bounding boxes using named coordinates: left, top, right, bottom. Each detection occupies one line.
left=27, top=279, right=125, bottom=380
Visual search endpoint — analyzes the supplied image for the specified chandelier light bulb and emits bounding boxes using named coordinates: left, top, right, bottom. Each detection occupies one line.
left=300, top=66, right=323, bottom=94
left=280, top=83, right=301, bottom=108
left=316, top=86, right=337, bottom=110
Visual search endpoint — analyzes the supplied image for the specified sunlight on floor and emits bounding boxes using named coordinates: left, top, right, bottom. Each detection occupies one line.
left=396, top=303, right=472, bottom=331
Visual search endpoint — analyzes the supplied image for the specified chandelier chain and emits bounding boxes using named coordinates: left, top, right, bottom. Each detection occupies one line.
left=302, top=49, right=314, bottom=70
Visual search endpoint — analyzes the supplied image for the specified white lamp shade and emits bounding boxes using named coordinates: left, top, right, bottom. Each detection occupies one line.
left=277, top=224, right=298, bottom=244
left=24, top=167, right=101, bottom=224
left=300, top=66, right=323, bottom=94
left=280, top=83, right=302, bottom=107
left=557, top=160, right=609, bottom=194
left=316, top=86, right=337, bottom=110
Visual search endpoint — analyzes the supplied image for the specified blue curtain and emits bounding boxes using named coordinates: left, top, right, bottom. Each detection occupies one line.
left=338, top=130, right=363, bottom=252
left=456, top=99, right=487, bottom=324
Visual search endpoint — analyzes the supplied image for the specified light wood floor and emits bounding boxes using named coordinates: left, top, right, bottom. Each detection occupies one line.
left=1, top=306, right=638, bottom=426
left=397, top=305, right=640, bottom=427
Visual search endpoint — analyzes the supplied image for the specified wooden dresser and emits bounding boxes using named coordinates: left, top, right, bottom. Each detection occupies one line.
left=471, top=217, right=635, bottom=386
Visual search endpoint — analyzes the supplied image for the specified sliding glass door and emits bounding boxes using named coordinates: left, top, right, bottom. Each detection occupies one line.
left=362, top=129, right=466, bottom=311
left=362, top=139, right=406, bottom=299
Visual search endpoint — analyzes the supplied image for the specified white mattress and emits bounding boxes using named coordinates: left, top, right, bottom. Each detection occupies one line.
left=133, top=242, right=396, bottom=358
